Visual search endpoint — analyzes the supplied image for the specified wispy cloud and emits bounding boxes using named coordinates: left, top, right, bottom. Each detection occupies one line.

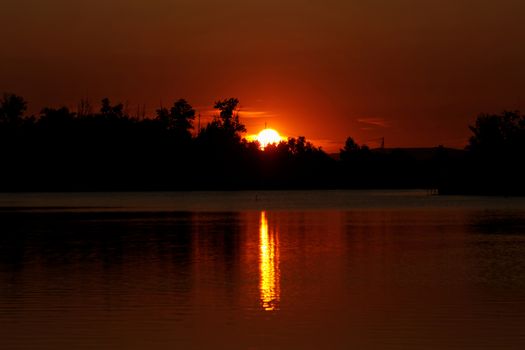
left=357, top=117, right=390, bottom=128
left=240, top=110, right=279, bottom=119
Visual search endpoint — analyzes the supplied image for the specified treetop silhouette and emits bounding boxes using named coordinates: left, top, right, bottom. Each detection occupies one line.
left=0, top=93, right=27, bottom=125
left=213, top=97, right=246, bottom=134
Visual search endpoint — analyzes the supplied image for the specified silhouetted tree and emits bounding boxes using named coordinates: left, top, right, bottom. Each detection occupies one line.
left=156, top=107, right=170, bottom=128
left=213, top=98, right=246, bottom=134
left=0, top=93, right=27, bottom=124
left=196, top=98, right=247, bottom=166
left=39, top=107, right=76, bottom=127
left=100, top=98, right=124, bottom=118
left=285, top=136, right=319, bottom=155
left=340, top=137, right=360, bottom=161
left=155, top=99, right=195, bottom=137
left=170, top=99, right=195, bottom=140
left=468, top=111, right=525, bottom=156
left=436, top=110, right=525, bottom=195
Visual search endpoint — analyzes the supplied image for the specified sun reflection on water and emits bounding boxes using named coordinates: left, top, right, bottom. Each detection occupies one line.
left=259, top=211, right=280, bottom=311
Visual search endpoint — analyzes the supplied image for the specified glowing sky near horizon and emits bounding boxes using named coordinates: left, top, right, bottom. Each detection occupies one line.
left=2, top=0, right=525, bottom=151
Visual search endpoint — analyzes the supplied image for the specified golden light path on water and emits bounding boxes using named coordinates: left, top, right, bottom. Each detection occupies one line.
left=259, top=211, right=280, bottom=311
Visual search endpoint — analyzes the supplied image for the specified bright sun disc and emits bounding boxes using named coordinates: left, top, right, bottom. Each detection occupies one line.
left=257, top=129, right=282, bottom=149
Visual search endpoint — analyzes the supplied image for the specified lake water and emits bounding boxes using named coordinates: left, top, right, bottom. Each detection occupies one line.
left=1, top=190, right=525, bottom=349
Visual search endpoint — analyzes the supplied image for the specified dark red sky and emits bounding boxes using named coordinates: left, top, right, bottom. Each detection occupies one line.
left=2, top=0, right=525, bottom=151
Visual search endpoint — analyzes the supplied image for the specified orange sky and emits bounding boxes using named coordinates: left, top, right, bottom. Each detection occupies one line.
left=2, top=0, right=525, bottom=151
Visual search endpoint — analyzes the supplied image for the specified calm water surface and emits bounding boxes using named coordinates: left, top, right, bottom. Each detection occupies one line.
left=1, top=190, right=525, bottom=349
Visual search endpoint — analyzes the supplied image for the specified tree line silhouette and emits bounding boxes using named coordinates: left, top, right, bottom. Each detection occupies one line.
left=0, top=92, right=523, bottom=194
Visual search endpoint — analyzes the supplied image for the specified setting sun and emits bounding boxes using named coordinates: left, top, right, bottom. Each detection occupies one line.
left=256, top=129, right=284, bottom=149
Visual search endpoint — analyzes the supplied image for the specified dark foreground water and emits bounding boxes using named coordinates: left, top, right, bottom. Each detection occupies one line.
left=1, top=191, right=525, bottom=349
